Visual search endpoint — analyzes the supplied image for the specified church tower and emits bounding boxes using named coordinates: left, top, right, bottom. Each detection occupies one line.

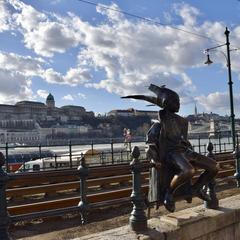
left=46, top=93, right=55, bottom=108
left=194, top=103, right=198, bottom=118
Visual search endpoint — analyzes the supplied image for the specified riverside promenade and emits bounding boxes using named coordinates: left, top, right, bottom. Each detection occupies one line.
left=74, top=194, right=240, bottom=240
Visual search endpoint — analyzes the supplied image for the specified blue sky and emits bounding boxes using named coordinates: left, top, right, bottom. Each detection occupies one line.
left=1, top=0, right=240, bottom=117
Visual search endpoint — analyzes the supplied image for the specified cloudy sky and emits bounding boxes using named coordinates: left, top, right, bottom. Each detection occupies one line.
left=1, top=0, right=240, bottom=117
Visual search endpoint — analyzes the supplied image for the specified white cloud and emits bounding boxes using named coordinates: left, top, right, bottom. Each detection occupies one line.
left=196, top=92, right=240, bottom=115
left=43, top=67, right=91, bottom=86
left=74, top=3, right=211, bottom=101
left=0, top=51, right=91, bottom=91
left=37, top=89, right=49, bottom=99
left=43, top=68, right=63, bottom=84
left=0, top=69, right=34, bottom=104
left=12, top=0, right=47, bottom=32
left=64, top=68, right=92, bottom=86
left=96, top=3, right=124, bottom=23
left=0, top=1, right=13, bottom=32
left=62, top=94, right=74, bottom=101
left=78, top=93, right=86, bottom=99
left=62, top=93, right=86, bottom=101
left=173, top=3, right=200, bottom=26
left=7, top=0, right=83, bottom=57
left=2, top=0, right=240, bottom=113
left=23, top=21, right=80, bottom=57
left=0, top=51, right=44, bottom=76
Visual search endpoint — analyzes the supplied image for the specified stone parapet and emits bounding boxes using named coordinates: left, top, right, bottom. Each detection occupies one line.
left=74, top=194, right=240, bottom=240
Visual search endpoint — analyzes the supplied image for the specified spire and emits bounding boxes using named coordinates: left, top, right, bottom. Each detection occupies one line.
left=194, top=103, right=198, bottom=118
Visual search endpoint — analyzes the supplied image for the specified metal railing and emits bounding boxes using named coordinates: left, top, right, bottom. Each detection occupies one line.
left=0, top=139, right=144, bottom=173
left=1, top=132, right=239, bottom=173
left=0, top=139, right=239, bottom=239
left=0, top=154, right=89, bottom=240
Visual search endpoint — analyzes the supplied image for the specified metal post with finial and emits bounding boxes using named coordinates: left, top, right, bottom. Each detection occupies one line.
left=129, top=146, right=147, bottom=232
left=78, top=154, right=89, bottom=224
left=0, top=152, right=11, bottom=240
left=234, top=134, right=240, bottom=187
left=204, top=141, right=219, bottom=209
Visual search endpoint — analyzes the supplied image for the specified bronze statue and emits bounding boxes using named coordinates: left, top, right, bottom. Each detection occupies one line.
left=122, top=84, right=218, bottom=212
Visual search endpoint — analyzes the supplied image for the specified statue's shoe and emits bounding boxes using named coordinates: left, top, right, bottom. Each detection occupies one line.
left=184, top=195, right=192, bottom=203
left=163, top=192, right=175, bottom=213
left=195, top=189, right=211, bottom=202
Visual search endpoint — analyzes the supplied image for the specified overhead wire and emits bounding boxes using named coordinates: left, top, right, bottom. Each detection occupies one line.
left=77, top=0, right=224, bottom=44
left=77, top=0, right=240, bottom=51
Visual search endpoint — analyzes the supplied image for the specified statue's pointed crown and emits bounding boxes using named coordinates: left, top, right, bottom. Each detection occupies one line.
left=121, top=84, right=179, bottom=108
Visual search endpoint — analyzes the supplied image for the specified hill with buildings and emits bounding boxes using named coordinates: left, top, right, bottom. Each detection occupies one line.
left=0, top=95, right=239, bottom=145
left=0, top=94, right=157, bottom=145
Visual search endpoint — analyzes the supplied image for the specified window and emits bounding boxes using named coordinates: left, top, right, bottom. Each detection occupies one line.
left=33, top=164, right=40, bottom=171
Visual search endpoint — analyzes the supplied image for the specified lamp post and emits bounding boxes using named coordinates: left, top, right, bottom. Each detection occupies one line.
left=205, top=27, right=240, bottom=187
left=204, top=27, right=236, bottom=151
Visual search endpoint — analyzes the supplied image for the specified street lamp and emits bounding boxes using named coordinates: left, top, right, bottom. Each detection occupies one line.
left=204, top=27, right=236, bottom=151
left=204, top=27, right=240, bottom=187
left=204, top=54, right=213, bottom=65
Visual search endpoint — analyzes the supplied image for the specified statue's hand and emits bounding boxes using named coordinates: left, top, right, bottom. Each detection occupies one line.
left=180, top=139, right=193, bottom=149
left=150, top=159, right=161, bottom=169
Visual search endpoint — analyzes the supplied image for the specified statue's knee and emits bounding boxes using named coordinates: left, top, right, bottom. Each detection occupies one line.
left=212, top=166, right=218, bottom=176
left=182, top=168, right=195, bottom=179
left=189, top=168, right=196, bottom=177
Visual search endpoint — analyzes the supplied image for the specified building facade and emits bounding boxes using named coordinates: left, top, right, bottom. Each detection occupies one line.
left=0, top=94, right=94, bottom=122
left=0, top=94, right=94, bottom=144
left=107, top=108, right=158, bottom=118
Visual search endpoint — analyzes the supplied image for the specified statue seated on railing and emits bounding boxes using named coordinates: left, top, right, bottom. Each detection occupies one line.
left=122, top=84, right=218, bottom=212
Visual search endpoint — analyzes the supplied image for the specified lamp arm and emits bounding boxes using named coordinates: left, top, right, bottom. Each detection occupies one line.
left=205, top=43, right=226, bottom=52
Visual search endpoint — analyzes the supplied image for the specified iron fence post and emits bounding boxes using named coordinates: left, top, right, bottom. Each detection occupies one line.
left=54, top=154, right=57, bottom=169
left=0, top=152, right=11, bottom=240
left=234, top=134, right=240, bottom=187
left=91, top=140, right=94, bottom=154
left=129, top=146, right=147, bottom=232
left=38, top=144, right=42, bottom=160
left=5, top=143, right=8, bottom=173
left=214, top=143, right=217, bottom=153
left=218, top=133, right=222, bottom=152
left=120, top=150, right=123, bottom=163
left=100, top=151, right=104, bottom=165
left=23, top=154, right=26, bottom=172
left=111, top=139, right=114, bottom=165
left=198, top=135, right=201, bottom=153
left=69, top=140, right=72, bottom=168
left=204, top=141, right=219, bottom=209
left=78, top=154, right=89, bottom=224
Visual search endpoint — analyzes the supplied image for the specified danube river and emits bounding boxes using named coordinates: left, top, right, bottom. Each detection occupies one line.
left=28, top=136, right=233, bottom=156
left=5, top=136, right=233, bottom=162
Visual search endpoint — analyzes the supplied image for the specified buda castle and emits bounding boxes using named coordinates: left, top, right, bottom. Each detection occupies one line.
left=0, top=93, right=93, bottom=123
left=0, top=94, right=94, bottom=144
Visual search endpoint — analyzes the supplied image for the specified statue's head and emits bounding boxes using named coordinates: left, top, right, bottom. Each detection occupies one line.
left=162, top=94, right=180, bottom=112
left=121, top=84, right=180, bottom=113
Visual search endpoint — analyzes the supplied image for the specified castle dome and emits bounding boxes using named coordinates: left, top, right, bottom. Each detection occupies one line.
left=46, top=93, right=55, bottom=108
left=46, top=93, right=54, bottom=101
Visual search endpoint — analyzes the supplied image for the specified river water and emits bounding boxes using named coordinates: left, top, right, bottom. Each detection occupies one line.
left=6, top=137, right=233, bottom=156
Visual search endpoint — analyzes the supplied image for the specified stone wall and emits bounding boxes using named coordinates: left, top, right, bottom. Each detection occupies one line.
left=75, top=194, right=240, bottom=240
